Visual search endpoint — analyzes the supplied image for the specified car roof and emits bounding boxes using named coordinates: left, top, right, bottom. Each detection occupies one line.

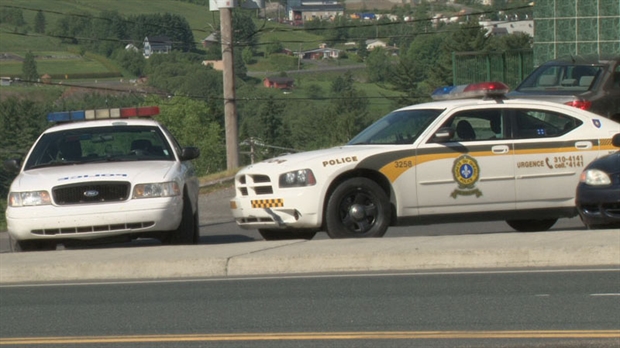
left=44, top=118, right=163, bottom=133
left=395, top=96, right=600, bottom=115
left=541, top=54, right=620, bottom=66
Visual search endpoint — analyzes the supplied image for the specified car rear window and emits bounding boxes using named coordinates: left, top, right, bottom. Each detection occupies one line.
left=516, top=64, right=603, bottom=93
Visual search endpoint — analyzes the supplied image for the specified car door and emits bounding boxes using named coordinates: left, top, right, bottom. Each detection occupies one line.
left=510, top=108, right=598, bottom=209
left=415, top=107, right=516, bottom=215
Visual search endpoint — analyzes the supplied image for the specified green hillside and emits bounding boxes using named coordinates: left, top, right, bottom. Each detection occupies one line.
left=0, top=0, right=327, bottom=78
left=0, top=0, right=216, bottom=50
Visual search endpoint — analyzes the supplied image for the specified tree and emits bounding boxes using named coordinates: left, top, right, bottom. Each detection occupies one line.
left=113, top=48, right=146, bottom=76
left=232, top=10, right=259, bottom=53
left=241, top=46, right=254, bottom=65
left=234, top=47, right=248, bottom=79
left=155, top=96, right=226, bottom=175
left=34, top=10, right=45, bottom=34
left=356, top=38, right=368, bottom=61
left=429, top=20, right=489, bottom=88
left=265, top=40, right=283, bottom=58
left=21, top=51, right=39, bottom=82
left=387, top=33, right=445, bottom=107
left=325, top=71, right=370, bottom=144
left=487, top=32, right=533, bottom=51
left=0, top=8, right=26, bottom=26
left=306, top=84, right=323, bottom=99
left=366, top=47, right=391, bottom=83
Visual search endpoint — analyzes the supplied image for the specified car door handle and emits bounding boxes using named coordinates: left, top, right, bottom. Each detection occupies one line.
left=575, top=141, right=592, bottom=150
left=492, top=145, right=510, bottom=154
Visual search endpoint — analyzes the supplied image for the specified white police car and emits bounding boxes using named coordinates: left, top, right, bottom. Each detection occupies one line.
left=4, top=106, right=201, bottom=251
left=230, top=82, right=620, bottom=240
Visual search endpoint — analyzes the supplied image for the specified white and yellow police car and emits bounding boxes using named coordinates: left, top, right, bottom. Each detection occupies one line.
left=4, top=106, right=201, bottom=251
left=230, top=82, right=620, bottom=240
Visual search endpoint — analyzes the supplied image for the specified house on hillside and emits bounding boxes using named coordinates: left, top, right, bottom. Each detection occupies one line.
left=286, top=0, right=344, bottom=25
left=263, top=76, right=294, bottom=89
left=201, top=33, right=219, bottom=48
left=298, top=46, right=341, bottom=59
left=365, top=39, right=387, bottom=51
left=143, top=36, right=172, bottom=58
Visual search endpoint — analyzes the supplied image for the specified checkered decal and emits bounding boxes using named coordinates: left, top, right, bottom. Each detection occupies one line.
left=251, top=199, right=284, bottom=208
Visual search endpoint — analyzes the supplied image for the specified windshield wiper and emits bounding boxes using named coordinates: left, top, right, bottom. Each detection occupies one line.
left=27, top=160, right=81, bottom=170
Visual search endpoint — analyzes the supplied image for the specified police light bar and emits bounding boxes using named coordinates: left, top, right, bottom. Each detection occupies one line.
left=431, top=82, right=510, bottom=100
left=47, top=106, right=160, bottom=122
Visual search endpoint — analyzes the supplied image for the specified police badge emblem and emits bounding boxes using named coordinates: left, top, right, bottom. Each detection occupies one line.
left=451, top=154, right=482, bottom=198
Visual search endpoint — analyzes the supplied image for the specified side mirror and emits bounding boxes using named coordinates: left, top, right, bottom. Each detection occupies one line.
left=180, top=147, right=200, bottom=161
left=612, top=133, right=620, bottom=147
left=3, top=159, right=21, bottom=172
left=431, top=127, right=455, bottom=143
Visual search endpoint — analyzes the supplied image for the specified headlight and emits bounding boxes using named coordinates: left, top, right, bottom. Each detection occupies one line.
left=133, top=182, right=180, bottom=198
left=580, top=169, right=611, bottom=186
left=279, top=169, right=316, bottom=188
left=8, top=191, right=52, bottom=207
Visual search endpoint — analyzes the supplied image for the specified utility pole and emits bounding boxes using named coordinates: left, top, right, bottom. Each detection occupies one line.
left=220, top=5, right=239, bottom=170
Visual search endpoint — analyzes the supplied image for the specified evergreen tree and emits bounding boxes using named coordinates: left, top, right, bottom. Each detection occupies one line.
left=21, top=51, right=39, bottom=82
left=366, top=47, right=391, bottom=83
left=34, top=10, right=45, bottom=34
left=429, top=20, right=489, bottom=88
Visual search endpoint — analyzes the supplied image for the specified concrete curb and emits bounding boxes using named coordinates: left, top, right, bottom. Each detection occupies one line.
left=1, top=230, right=618, bottom=284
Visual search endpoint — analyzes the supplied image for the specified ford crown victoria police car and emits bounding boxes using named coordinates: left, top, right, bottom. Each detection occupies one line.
left=4, top=106, right=201, bottom=251
left=230, top=82, right=620, bottom=240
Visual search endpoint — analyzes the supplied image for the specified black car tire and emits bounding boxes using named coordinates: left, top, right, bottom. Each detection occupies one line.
left=9, top=235, right=56, bottom=252
left=506, top=218, right=557, bottom=232
left=163, top=194, right=198, bottom=245
left=258, top=229, right=317, bottom=241
left=325, top=177, right=390, bottom=239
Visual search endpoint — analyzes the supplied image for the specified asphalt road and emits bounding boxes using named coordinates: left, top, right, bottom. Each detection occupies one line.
left=1, top=269, right=618, bottom=347
left=0, top=185, right=589, bottom=252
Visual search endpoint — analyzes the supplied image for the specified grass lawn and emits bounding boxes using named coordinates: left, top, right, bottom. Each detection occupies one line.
left=0, top=58, right=112, bottom=76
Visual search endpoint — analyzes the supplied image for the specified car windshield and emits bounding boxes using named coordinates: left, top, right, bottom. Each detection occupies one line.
left=24, top=125, right=174, bottom=170
left=515, top=64, right=604, bottom=93
left=348, top=109, right=443, bottom=145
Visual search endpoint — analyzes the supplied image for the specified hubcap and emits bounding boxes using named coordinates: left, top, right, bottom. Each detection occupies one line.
left=349, top=204, right=366, bottom=221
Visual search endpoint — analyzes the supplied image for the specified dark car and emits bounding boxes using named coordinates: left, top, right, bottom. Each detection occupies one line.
left=507, top=54, right=620, bottom=122
left=575, top=133, right=620, bottom=229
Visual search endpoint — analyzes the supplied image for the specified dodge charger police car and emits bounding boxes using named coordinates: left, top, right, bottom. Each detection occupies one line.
left=4, top=106, right=201, bottom=251
left=230, top=82, right=620, bottom=240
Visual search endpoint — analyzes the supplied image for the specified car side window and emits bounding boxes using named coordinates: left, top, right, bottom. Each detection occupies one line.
left=613, top=65, right=620, bottom=90
left=513, top=109, right=582, bottom=139
left=440, top=109, right=506, bottom=142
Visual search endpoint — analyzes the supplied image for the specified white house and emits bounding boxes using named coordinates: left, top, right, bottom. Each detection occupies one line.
left=365, top=39, right=387, bottom=51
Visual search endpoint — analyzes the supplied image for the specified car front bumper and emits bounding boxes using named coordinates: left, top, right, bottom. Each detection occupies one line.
left=230, top=187, right=322, bottom=230
left=6, top=196, right=183, bottom=241
left=575, top=184, right=620, bottom=227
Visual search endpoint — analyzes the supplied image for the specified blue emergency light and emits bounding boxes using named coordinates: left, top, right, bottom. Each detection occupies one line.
left=47, top=106, right=160, bottom=123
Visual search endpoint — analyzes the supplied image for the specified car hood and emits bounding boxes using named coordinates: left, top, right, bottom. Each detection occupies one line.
left=241, top=145, right=390, bottom=173
left=587, top=151, right=620, bottom=175
left=11, top=161, right=178, bottom=191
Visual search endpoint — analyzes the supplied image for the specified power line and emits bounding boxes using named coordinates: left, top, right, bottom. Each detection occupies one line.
left=0, top=3, right=533, bottom=48
left=8, top=78, right=415, bottom=103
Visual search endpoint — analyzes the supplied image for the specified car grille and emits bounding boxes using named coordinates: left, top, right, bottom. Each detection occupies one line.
left=236, top=174, right=273, bottom=196
left=53, top=181, right=131, bottom=205
left=32, top=221, right=155, bottom=235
